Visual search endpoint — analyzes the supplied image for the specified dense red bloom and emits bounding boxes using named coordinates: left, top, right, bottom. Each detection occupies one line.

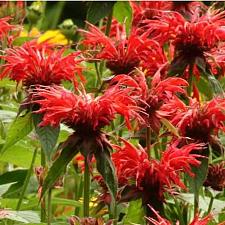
left=144, top=8, right=225, bottom=77
left=112, top=139, right=203, bottom=216
left=112, top=139, right=203, bottom=192
left=159, top=97, right=225, bottom=142
left=34, top=83, right=144, bottom=132
left=131, top=1, right=206, bottom=35
left=129, top=71, right=188, bottom=132
left=147, top=208, right=212, bottom=225
left=0, top=41, right=83, bottom=88
left=80, top=22, right=157, bottom=75
left=204, top=161, right=225, bottom=191
left=0, top=17, right=15, bottom=39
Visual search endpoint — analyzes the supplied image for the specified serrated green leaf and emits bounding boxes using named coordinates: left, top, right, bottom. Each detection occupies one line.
left=33, top=114, right=60, bottom=161
left=123, top=199, right=145, bottom=224
left=41, top=134, right=81, bottom=198
left=113, top=2, right=132, bottom=34
left=2, top=112, right=33, bottom=153
left=95, top=149, right=117, bottom=212
left=86, top=2, right=115, bottom=24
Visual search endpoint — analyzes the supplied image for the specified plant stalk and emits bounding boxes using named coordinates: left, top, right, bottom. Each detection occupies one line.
left=47, top=188, right=52, bottom=225
left=83, top=157, right=90, bottom=217
left=16, top=148, right=38, bottom=210
left=41, top=148, right=46, bottom=222
left=207, top=196, right=214, bottom=214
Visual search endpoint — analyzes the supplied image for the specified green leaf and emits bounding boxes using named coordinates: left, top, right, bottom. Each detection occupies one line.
left=179, top=193, right=225, bottom=215
left=12, top=37, right=34, bottom=46
left=2, top=112, right=33, bottom=153
left=33, top=114, right=60, bottom=161
left=51, top=197, right=82, bottom=207
left=86, top=2, right=115, bottom=24
left=161, top=118, right=180, bottom=137
left=123, top=199, right=145, bottom=224
left=95, top=148, right=117, bottom=212
left=113, top=2, right=133, bottom=34
left=0, top=210, right=40, bottom=223
left=0, top=183, right=15, bottom=197
left=41, top=134, right=81, bottom=198
left=0, top=142, right=41, bottom=167
left=188, top=157, right=209, bottom=193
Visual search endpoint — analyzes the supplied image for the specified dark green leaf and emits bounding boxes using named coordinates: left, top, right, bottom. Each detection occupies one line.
left=113, top=2, right=132, bottom=34
left=86, top=2, right=115, bottom=24
left=41, top=134, right=81, bottom=198
left=0, top=170, right=27, bottom=197
left=33, top=114, right=60, bottom=161
left=2, top=112, right=33, bottom=153
left=188, top=155, right=209, bottom=194
left=95, top=148, right=117, bottom=211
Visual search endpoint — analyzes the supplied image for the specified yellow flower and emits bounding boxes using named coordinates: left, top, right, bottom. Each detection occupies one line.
left=38, top=30, right=69, bottom=45
left=20, top=27, right=40, bottom=37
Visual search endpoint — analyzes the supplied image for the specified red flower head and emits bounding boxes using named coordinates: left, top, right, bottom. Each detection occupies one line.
left=112, top=139, right=203, bottom=216
left=80, top=22, right=157, bottom=75
left=0, top=41, right=83, bottom=88
left=130, top=71, right=188, bottom=132
left=144, top=8, right=225, bottom=77
left=160, top=97, right=225, bottom=142
left=34, top=83, right=144, bottom=133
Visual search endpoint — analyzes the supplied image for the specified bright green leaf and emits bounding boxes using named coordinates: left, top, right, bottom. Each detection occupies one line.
left=124, top=199, right=145, bottom=224
left=2, top=112, right=33, bottom=153
left=113, top=2, right=132, bottom=34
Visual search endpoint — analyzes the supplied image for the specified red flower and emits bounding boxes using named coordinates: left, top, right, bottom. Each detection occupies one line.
left=129, top=71, right=188, bottom=132
left=0, top=41, right=83, bottom=88
left=160, top=97, right=225, bottom=142
left=159, top=140, right=205, bottom=189
left=80, top=22, right=157, bottom=75
left=34, top=84, right=144, bottom=132
left=0, top=17, right=15, bottom=40
left=144, top=8, right=225, bottom=76
left=112, top=139, right=203, bottom=217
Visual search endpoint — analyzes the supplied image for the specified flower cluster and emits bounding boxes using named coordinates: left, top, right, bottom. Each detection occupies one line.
left=0, top=1, right=224, bottom=225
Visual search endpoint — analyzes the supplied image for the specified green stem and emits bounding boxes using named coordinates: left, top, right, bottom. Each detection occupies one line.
left=194, top=185, right=199, bottom=215
left=41, top=149, right=46, bottom=222
left=146, top=127, right=151, bottom=159
left=95, top=62, right=101, bottom=86
left=47, top=188, right=52, bottom=225
left=207, top=196, right=214, bottom=214
left=16, top=148, right=38, bottom=210
left=83, top=157, right=90, bottom=217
